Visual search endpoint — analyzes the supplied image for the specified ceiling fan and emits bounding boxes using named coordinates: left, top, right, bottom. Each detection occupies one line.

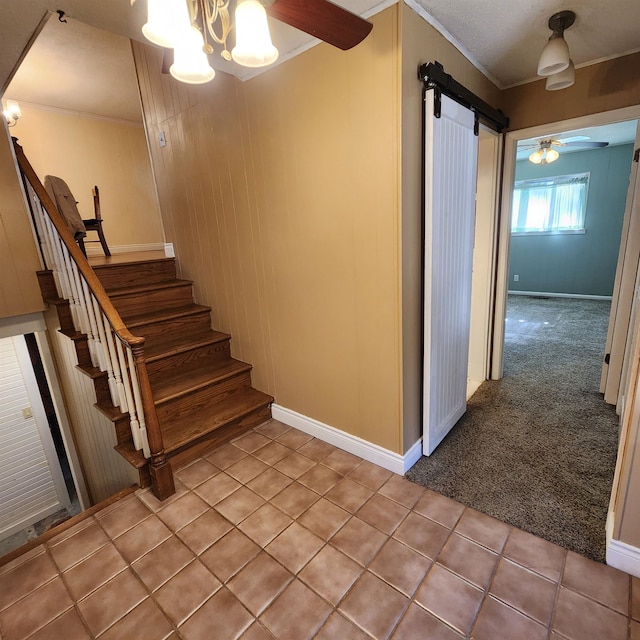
left=138, top=0, right=373, bottom=82
left=522, top=136, right=609, bottom=165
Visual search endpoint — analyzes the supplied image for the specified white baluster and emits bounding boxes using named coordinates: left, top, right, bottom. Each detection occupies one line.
left=71, top=263, right=99, bottom=368
left=60, top=245, right=85, bottom=335
left=89, top=295, right=119, bottom=407
left=42, top=215, right=69, bottom=305
left=27, top=184, right=54, bottom=270
left=115, top=337, right=143, bottom=452
left=126, top=346, right=151, bottom=458
left=101, top=311, right=127, bottom=411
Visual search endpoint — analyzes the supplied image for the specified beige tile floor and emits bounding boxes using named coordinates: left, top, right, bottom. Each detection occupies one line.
left=1, top=419, right=638, bottom=640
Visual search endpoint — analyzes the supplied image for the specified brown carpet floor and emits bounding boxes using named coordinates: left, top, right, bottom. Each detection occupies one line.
left=406, top=295, right=619, bottom=562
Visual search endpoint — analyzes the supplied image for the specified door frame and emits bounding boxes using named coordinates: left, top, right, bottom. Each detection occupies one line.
left=468, top=125, right=502, bottom=393
left=491, top=104, right=640, bottom=379
left=0, top=314, right=89, bottom=511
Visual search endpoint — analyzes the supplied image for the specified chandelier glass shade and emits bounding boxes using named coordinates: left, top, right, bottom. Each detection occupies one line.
left=231, top=0, right=279, bottom=67
left=170, top=25, right=216, bottom=83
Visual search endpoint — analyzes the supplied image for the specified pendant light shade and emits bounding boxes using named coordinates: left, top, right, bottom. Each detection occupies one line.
left=545, top=59, right=575, bottom=91
left=170, top=26, right=216, bottom=84
left=142, top=0, right=180, bottom=48
left=231, top=0, right=279, bottom=68
left=537, top=35, right=570, bottom=76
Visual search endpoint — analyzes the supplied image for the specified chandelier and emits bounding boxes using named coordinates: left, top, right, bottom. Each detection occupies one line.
left=136, top=0, right=279, bottom=84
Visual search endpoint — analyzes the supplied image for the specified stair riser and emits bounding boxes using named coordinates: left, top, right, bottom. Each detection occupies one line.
left=93, top=260, right=176, bottom=290
left=37, top=271, right=58, bottom=301
left=147, top=340, right=232, bottom=381
left=113, top=284, right=194, bottom=317
left=129, top=310, right=212, bottom=342
left=156, top=372, right=253, bottom=424
left=168, top=406, right=271, bottom=470
left=72, top=336, right=92, bottom=369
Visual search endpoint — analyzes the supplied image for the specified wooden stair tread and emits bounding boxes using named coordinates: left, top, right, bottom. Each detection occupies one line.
left=105, top=278, right=193, bottom=297
left=152, top=358, right=252, bottom=404
left=91, top=255, right=174, bottom=269
left=123, top=303, right=210, bottom=328
left=161, top=387, right=273, bottom=454
left=144, top=329, right=230, bottom=362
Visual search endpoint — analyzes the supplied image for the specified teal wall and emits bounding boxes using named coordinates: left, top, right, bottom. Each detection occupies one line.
left=509, top=143, right=634, bottom=297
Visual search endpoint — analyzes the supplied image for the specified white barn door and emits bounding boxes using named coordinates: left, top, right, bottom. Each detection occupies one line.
left=423, top=92, right=479, bottom=455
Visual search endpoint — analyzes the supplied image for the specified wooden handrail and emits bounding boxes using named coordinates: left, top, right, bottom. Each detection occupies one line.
left=13, top=137, right=175, bottom=500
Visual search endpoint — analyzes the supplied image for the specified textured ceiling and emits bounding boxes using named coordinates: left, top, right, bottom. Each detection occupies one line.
left=1, top=0, right=640, bottom=122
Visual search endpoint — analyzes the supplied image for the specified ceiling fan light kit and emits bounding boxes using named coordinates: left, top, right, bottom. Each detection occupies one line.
left=136, top=0, right=373, bottom=85
left=529, top=144, right=559, bottom=165
left=537, top=10, right=576, bottom=90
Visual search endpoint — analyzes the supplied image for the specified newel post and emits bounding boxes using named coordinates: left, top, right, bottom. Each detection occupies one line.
left=131, top=343, right=175, bottom=500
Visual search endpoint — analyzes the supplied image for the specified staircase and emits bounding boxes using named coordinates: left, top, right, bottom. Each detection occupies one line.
left=38, top=253, right=273, bottom=490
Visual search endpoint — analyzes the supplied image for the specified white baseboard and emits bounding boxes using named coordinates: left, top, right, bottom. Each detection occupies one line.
left=271, top=404, right=423, bottom=475
left=507, top=290, right=613, bottom=301
left=85, top=242, right=166, bottom=256
left=606, top=537, right=640, bottom=578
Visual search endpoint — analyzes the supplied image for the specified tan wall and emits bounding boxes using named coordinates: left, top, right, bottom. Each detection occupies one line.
left=10, top=104, right=164, bottom=249
left=399, top=4, right=500, bottom=451
left=0, top=127, right=43, bottom=319
left=134, top=8, right=403, bottom=452
left=502, top=52, right=640, bottom=131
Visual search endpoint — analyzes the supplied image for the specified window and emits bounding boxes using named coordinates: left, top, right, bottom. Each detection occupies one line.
left=511, top=173, right=589, bottom=235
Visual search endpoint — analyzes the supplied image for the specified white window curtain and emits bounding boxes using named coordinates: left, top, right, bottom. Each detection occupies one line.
left=512, top=173, right=589, bottom=233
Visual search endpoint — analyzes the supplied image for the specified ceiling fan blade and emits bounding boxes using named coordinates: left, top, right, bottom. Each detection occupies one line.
left=560, top=141, right=609, bottom=148
left=266, top=0, right=373, bottom=50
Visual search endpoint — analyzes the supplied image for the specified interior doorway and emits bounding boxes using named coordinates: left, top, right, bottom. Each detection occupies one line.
left=0, top=332, right=82, bottom=557
left=492, top=106, right=640, bottom=383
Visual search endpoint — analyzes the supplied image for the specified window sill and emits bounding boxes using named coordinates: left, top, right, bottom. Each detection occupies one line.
left=511, top=229, right=586, bottom=237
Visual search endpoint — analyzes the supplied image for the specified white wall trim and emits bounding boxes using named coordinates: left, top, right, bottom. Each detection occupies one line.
left=606, top=537, right=640, bottom=578
left=85, top=242, right=166, bottom=256
left=507, top=290, right=613, bottom=301
left=271, top=404, right=423, bottom=475
left=0, top=312, right=46, bottom=339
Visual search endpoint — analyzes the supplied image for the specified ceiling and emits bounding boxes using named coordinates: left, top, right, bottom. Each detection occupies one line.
left=1, top=0, right=640, bottom=122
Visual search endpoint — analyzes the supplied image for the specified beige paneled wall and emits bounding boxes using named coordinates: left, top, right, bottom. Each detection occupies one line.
left=10, top=105, right=164, bottom=249
left=133, top=8, right=403, bottom=452
left=502, top=52, right=640, bottom=130
left=399, top=4, right=500, bottom=451
left=0, top=129, right=43, bottom=319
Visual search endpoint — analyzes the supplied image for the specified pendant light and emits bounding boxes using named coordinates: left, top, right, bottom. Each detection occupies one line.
left=537, top=11, right=575, bottom=78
